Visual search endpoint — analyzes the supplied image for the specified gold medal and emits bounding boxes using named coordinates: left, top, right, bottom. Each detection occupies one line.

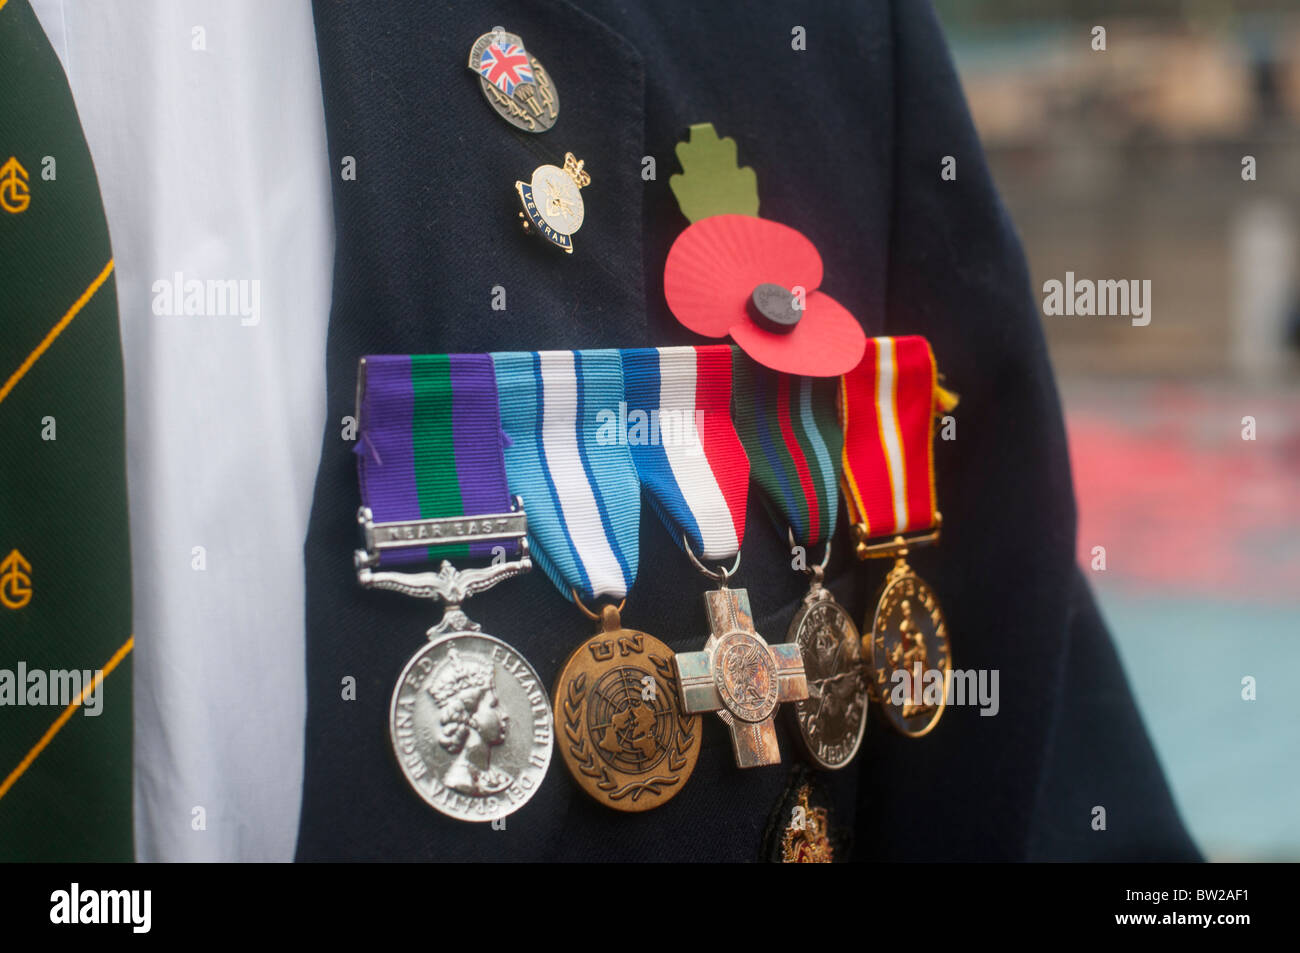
left=863, top=547, right=950, bottom=737
left=840, top=335, right=958, bottom=738
left=553, top=596, right=701, bottom=811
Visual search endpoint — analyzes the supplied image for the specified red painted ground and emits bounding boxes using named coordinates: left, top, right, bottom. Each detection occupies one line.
left=1065, top=381, right=1300, bottom=603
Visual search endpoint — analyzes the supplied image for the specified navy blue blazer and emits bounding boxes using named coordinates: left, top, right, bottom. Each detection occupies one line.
left=296, top=0, right=1200, bottom=861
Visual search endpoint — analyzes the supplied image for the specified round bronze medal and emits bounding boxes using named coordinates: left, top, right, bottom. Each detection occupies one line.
left=787, top=585, right=868, bottom=769
left=467, top=28, right=559, bottom=133
left=554, top=605, right=702, bottom=812
left=865, top=559, right=951, bottom=737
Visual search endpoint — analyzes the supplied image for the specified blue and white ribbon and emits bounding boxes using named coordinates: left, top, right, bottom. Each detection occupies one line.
left=491, top=350, right=640, bottom=601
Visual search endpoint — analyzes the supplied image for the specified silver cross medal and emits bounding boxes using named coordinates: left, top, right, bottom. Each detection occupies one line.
left=674, top=587, right=809, bottom=767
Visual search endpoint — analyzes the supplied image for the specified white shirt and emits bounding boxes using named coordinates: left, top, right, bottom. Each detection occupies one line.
left=31, top=0, right=332, bottom=861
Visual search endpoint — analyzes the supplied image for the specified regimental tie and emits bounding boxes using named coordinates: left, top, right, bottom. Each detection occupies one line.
left=353, top=354, right=553, bottom=823
left=0, top=0, right=133, bottom=860
left=732, top=353, right=868, bottom=770
left=621, top=345, right=809, bottom=768
left=491, top=349, right=701, bottom=811
left=841, top=336, right=959, bottom=737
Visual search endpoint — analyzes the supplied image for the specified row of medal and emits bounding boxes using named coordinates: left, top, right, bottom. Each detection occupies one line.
left=351, top=339, right=953, bottom=822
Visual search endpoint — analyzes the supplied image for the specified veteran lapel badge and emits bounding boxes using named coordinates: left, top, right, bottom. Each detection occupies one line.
left=468, top=27, right=559, bottom=132
left=516, top=153, right=589, bottom=254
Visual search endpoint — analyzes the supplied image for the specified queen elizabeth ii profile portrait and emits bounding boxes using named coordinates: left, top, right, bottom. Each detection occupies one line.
left=427, top=647, right=513, bottom=797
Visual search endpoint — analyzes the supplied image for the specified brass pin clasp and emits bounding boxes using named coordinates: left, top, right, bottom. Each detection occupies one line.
left=851, top=513, right=942, bottom=561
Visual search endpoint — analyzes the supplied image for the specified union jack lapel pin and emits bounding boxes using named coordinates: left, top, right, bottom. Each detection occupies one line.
left=467, top=27, right=559, bottom=133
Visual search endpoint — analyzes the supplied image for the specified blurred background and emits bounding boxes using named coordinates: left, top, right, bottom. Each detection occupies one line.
left=935, top=0, right=1300, bottom=861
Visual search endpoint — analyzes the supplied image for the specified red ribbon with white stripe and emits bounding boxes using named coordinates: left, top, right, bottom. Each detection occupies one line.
left=840, top=336, right=948, bottom=541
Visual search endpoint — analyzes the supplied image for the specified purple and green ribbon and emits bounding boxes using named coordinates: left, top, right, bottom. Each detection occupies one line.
left=357, top=353, right=514, bottom=565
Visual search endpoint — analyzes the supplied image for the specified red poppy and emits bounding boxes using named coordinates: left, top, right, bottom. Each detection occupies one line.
left=663, top=214, right=866, bottom=376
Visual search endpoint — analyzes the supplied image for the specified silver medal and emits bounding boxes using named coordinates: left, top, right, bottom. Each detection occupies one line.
left=356, top=502, right=553, bottom=823
left=391, top=631, right=552, bottom=823
left=787, top=578, right=867, bottom=770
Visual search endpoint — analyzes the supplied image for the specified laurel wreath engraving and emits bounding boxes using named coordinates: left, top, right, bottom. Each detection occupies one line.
left=651, top=654, right=695, bottom=774
left=562, top=655, right=695, bottom=802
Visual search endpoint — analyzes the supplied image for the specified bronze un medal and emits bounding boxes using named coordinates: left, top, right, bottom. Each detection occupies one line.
left=467, top=27, right=559, bottom=133
left=865, top=557, right=950, bottom=737
left=787, top=574, right=867, bottom=769
left=554, top=603, right=701, bottom=811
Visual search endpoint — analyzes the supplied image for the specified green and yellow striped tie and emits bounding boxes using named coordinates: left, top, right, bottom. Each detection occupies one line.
left=0, top=0, right=133, bottom=861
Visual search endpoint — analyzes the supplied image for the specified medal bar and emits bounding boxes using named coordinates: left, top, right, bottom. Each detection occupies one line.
left=353, top=353, right=553, bottom=823
left=840, top=336, right=954, bottom=739
left=355, top=506, right=528, bottom=567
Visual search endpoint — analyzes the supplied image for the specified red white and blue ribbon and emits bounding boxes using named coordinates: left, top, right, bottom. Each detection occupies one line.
left=620, top=345, right=749, bottom=561
left=491, top=350, right=640, bottom=601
